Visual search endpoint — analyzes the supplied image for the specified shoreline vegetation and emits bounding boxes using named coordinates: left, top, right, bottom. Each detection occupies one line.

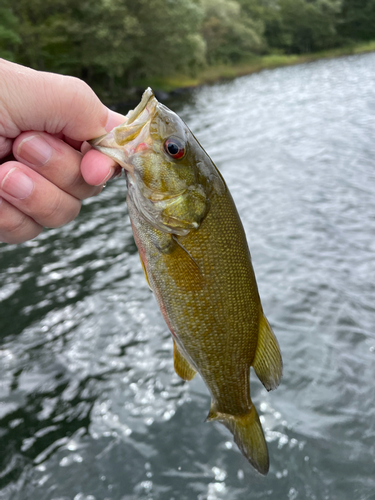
left=128, top=41, right=375, bottom=103
left=2, top=0, right=375, bottom=106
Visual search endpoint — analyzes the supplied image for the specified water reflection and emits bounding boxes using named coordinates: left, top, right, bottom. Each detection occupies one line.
left=1, top=52, right=375, bottom=499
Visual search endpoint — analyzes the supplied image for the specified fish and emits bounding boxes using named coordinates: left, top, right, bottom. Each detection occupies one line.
left=89, top=88, right=282, bottom=474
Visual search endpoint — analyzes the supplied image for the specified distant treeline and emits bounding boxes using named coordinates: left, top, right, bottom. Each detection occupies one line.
left=1, top=0, right=374, bottom=95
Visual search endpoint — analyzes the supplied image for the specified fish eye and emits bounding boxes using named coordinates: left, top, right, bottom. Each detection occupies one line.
left=164, top=137, right=185, bottom=160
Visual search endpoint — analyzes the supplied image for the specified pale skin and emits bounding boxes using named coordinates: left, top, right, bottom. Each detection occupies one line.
left=0, top=58, right=126, bottom=244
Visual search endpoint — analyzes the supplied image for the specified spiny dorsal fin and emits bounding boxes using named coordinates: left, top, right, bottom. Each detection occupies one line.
left=253, top=314, right=282, bottom=391
left=173, top=340, right=196, bottom=381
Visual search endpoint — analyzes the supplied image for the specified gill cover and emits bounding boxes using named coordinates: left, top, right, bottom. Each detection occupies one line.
left=90, top=88, right=209, bottom=236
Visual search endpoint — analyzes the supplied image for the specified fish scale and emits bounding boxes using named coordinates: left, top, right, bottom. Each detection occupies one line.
left=157, top=192, right=259, bottom=407
left=90, top=88, right=283, bottom=474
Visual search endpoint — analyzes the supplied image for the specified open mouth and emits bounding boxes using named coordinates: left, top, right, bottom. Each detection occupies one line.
left=89, top=88, right=156, bottom=149
left=126, top=87, right=155, bottom=125
left=88, top=88, right=157, bottom=170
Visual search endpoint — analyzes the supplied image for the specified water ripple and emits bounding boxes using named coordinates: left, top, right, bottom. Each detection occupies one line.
left=1, top=52, right=375, bottom=499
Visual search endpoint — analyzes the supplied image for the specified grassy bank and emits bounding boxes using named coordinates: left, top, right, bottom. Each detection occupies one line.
left=140, top=41, right=375, bottom=93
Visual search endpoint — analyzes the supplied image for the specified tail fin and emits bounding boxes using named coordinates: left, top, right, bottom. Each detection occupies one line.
left=207, top=404, right=269, bottom=475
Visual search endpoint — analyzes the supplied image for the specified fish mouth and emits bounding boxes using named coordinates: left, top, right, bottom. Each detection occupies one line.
left=88, top=88, right=157, bottom=171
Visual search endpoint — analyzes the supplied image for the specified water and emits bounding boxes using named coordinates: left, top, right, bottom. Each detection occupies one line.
left=1, top=52, right=375, bottom=500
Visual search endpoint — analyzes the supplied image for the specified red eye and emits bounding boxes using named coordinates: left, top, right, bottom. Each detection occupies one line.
left=164, top=137, right=185, bottom=159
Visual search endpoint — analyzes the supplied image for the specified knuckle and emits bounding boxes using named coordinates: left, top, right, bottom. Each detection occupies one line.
left=1, top=210, right=28, bottom=235
left=62, top=76, right=105, bottom=130
left=66, top=201, right=81, bottom=224
left=85, top=184, right=103, bottom=199
left=41, top=192, right=81, bottom=228
left=69, top=172, right=102, bottom=200
left=0, top=225, right=42, bottom=244
left=66, top=77, right=95, bottom=107
left=0, top=209, right=42, bottom=244
left=66, top=75, right=90, bottom=93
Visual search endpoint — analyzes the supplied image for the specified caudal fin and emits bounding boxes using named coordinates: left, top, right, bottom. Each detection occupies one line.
left=207, top=404, right=269, bottom=475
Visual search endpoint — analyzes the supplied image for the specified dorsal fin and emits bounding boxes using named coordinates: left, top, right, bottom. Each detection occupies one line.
left=252, top=314, right=283, bottom=391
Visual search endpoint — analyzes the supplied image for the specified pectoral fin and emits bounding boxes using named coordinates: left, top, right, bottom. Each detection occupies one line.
left=148, top=228, right=204, bottom=291
left=253, top=314, right=283, bottom=391
left=164, top=236, right=205, bottom=291
left=173, top=340, right=196, bottom=381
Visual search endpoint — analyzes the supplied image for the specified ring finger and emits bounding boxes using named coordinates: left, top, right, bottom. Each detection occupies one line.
left=0, top=161, right=81, bottom=229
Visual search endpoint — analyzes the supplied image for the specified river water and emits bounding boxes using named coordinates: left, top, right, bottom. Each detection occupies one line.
left=1, top=52, right=375, bottom=500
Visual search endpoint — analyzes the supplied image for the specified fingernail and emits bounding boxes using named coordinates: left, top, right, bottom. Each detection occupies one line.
left=17, top=135, right=52, bottom=166
left=1, top=168, right=34, bottom=199
left=102, top=168, right=116, bottom=184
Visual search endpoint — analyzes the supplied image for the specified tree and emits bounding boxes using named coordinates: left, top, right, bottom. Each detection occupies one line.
left=200, top=0, right=265, bottom=64
left=4, top=0, right=206, bottom=92
left=338, top=0, right=375, bottom=40
left=125, top=0, right=206, bottom=81
left=0, top=5, right=21, bottom=62
left=263, top=0, right=341, bottom=53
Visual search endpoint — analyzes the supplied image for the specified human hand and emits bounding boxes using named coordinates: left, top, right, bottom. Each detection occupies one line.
left=0, top=58, right=125, bottom=244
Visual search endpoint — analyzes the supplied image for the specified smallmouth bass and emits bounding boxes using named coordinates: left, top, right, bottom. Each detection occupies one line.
left=90, top=88, right=282, bottom=474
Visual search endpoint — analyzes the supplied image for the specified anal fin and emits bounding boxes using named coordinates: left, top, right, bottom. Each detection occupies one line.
left=253, top=314, right=283, bottom=391
left=173, top=340, right=196, bottom=381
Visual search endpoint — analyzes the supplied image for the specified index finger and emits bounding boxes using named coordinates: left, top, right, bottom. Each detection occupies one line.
left=0, top=59, right=125, bottom=141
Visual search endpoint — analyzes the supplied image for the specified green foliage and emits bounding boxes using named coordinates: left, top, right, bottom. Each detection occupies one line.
left=200, top=0, right=265, bottom=63
left=264, top=0, right=342, bottom=53
left=0, top=4, right=21, bottom=61
left=0, top=0, right=373, bottom=97
left=5, top=0, right=206, bottom=93
left=126, top=0, right=206, bottom=80
left=338, top=0, right=375, bottom=40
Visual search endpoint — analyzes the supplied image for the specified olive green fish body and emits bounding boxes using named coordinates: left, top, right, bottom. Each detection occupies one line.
left=90, top=88, right=283, bottom=474
left=130, top=182, right=259, bottom=412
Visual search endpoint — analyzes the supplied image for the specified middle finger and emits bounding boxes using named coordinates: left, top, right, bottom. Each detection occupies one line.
left=12, top=132, right=108, bottom=200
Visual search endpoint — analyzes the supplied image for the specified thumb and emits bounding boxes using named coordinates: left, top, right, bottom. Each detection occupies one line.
left=0, top=59, right=124, bottom=141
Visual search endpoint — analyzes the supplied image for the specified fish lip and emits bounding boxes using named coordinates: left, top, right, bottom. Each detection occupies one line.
left=89, top=88, right=155, bottom=148
left=88, top=88, right=157, bottom=170
left=126, top=87, right=155, bottom=125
